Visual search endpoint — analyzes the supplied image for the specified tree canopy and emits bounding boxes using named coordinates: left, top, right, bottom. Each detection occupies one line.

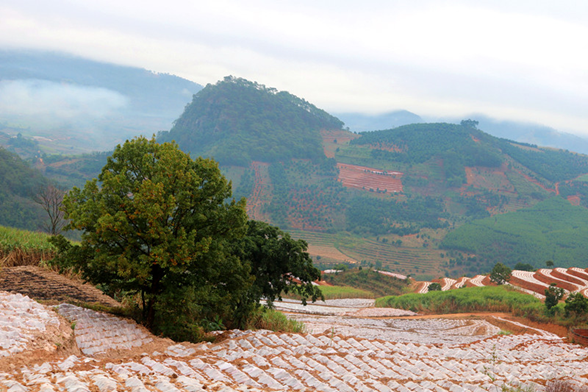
left=50, top=137, right=322, bottom=340
left=158, top=76, right=343, bottom=166
left=489, top=262, right=511, bottom=285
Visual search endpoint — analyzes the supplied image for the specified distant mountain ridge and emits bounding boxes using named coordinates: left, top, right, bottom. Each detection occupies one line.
left=158, top=76, right=343, bottom=166
left=0, top=50, right=202, bottom=153
left=335, top=110, right=422, bottom=133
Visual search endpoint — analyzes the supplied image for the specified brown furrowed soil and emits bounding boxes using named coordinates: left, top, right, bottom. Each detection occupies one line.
left=337, top=163, right=403, bottom=193
left=0, top=265, right=120, bottom=307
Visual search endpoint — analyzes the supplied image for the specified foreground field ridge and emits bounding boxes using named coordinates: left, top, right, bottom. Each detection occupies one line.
left=2, top=291, right=588, bottom=392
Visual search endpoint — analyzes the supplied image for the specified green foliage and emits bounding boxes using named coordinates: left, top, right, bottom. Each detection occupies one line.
left=428, top=282, right=442, bottom=292
left=544, top=284, right=564, bottom=312
left=376, top=286, right=541, bottom=314
left=244, top=307, right=306, bottom=333
left=351, top=123, right=503, bottom=186
left=323, top=268, right=409, bottom=297
left=564, top=292, right=588, bottom=320
left=315, top=285, right=374, bottom=299
left=513, top=262, right=535, bottom=271
left=498, top=140, right=588, bottom=182
left=346, top=196, right=448, bottom=236
left=43, top=151, right=110, bottom=189
left=441, top=197, right=588, bottom=268
left=490, top=263, right=512, bottom=285
left=231, top=220, right=323, bottom=317
left=0, top=147, right=48, bottom=230
left=264, top=160, right=346, bottom=231
left=0, top=225, right=55, bottom=253
left=51, top=136, right=251, bottom=337
left=159, top=76, right=343, bottom=166
left=233, top=168, right=255, bottom=201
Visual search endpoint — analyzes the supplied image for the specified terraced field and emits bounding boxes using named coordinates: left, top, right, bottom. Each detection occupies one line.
left=337, top=239, right=444, bottom=275
left=246, top=161, right=272, bottom=221
left=2, top=291, right=587, bottom=392
left=421, top=267, right=588, bottom=299
left=337, top=163, right=403, bottom=193
left=289, top=230, right=443, bottom=276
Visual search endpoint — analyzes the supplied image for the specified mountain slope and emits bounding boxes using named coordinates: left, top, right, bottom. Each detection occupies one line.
left=0, top=147, right=47, bottom=230
left=0, top=50, right=202, bottom=153
left=158, top=76, right=344, bottom=166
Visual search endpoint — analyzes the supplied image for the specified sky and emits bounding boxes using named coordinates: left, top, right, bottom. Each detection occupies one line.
left=1, top=0, right=588, bottom=135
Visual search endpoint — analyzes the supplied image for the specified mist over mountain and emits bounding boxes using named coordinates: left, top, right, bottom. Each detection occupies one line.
left=335, top=110, right=422, bottom=133
left=0, top=50, right=202, bottom=152
left=466, top=114, right=588, bottom=155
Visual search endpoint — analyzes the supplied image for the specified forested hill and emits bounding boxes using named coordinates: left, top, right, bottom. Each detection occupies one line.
left=349, top=121, right=588, bottom=185
left=0, top=147, right=47, bottom=230
left=158, top=76, right=344, bottom=166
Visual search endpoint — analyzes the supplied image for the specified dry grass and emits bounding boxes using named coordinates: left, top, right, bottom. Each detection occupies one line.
left=0, top=248, right=54, bottom=268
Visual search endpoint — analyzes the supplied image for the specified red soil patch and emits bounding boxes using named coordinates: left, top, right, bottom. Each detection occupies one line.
left=321, top=129, right=360, bottom=158
left=534, top=270, right=578, bottom=292
left=337, top=163, right=403, bottom=193
left=246, top=161, right=270, bottom=220
left=567, top=195, right=581, bottom=206
left=462, top=164, right=515, bottom=195
left=509, top=274, right=547, bottom=296
left=514, top=168, right=557, bottom=194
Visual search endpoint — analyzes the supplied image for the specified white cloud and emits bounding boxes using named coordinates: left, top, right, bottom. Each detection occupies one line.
left=0, top=79, right=128, bottom=122
left=1, top=1, right=588, bottom=134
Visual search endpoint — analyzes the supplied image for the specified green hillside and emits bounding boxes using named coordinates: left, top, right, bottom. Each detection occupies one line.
left=9, top=74, right=588, bottom=277
left=440, top=196, right=588, bottom=269
left=0, top=147, right=48, bottom=230
left=158, top=76, right=343, bottom=166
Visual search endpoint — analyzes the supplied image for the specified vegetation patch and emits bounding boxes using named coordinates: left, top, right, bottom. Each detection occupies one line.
left=441, top=197, right=588, bottom=269
left=323, top=268, right=409, bottom=298
left=314, top=285, right=374, bottom=299
left=0, top=225, right=55, bottom=267
left=376, top=285, right=542, bottom=315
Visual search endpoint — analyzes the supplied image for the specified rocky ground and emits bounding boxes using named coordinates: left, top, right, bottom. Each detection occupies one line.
left=1, top=267, right=588, bottom=391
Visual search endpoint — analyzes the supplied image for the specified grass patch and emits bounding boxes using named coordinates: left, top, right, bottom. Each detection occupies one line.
left=0, top=225, right=55, bottom=267
left=246, top=307, right=306, bottom=333
left=376, top=285, right=542, bottom=315
left=323, top=268, right=409, bottom=297
left=318, top=285, right=374, bottom=299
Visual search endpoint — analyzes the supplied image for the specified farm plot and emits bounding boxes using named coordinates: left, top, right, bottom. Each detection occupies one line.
left=463, top=165, right=515, bottom=194
left=337, top=163, right=403, bottom=193
left=307, top=244, right=357, bottom=264
left=2, top=291, right=587, bottom=392
left=321, top=129, right=360, bottom=158
left=338, top=239, right=444, bottom=275
left=420, top=267, right=588, bottom=299
left=246, top=161, right=271, bottom=221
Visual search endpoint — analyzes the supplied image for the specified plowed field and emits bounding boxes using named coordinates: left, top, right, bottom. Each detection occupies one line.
left=337, top=163, right=403, bottom=193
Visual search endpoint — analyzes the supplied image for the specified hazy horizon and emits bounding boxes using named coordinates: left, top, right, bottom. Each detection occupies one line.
left=1, top=1, right=588, bottom=136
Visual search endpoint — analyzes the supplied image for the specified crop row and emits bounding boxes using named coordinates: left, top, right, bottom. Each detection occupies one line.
left=422, top=267, right=588, bottom=298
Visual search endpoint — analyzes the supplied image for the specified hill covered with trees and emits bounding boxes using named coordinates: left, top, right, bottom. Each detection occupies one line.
left=158, top=76, right=344, bottom=166
left=7, top=73, right=588, bottom=279
left=0, top=147, right=48, bottom=230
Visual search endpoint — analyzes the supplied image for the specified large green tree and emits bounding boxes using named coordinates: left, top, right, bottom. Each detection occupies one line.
left=231, top=220, right=323, bottom=324
left=52, top=137, right=250, bottom=333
